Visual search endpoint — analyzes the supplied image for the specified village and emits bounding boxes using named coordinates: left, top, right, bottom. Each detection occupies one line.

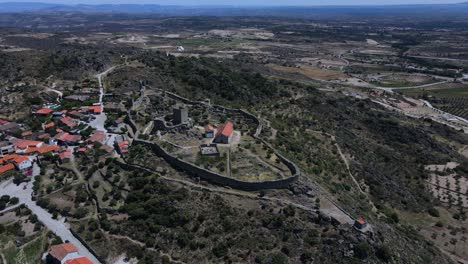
left=0, top=72, right=130, bottom=264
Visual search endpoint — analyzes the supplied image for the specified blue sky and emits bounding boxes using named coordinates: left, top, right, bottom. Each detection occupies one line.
left=0, top=0, right=463, bottom=5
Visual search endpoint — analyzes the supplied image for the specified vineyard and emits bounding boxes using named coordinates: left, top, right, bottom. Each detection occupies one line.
left=435, top=97, right=468, bottom=120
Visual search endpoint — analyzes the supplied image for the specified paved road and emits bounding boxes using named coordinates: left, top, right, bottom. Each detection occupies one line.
left=0, top=164, right=102, bottom=264
left=406, top=55, right=468, bottom=63
left=374, top=80, right=449, bottom=92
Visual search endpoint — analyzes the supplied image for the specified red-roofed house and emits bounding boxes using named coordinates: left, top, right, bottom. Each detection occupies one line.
left=38, top=133, right=51, bottom=140
left=21, top=131, right=32, bottom=139
left=0, top=154, right=32, bottom=171
left=0, top=163, right=15, bottom=175
left=0, top=119, right=9, bottom=125
left=55, top=133, right=82, bottom=145
left=60, top=117, right=77, bottom=128
left=59, top=150, right=72, bottom=163
left=65, top=256, right=93, bottom=264
left=87, top=131, right=106, bottom=144
left=116, top=140, right=129, bottom=155
left=354, top=218, right=368, bottom=229
left=88, top=105, right=102, bottom=114
left=24, top=144, right=59, bottom=155
left=213, top=121, right=234, bottom=144
left=44, top=122, right=55, bottom=130
left=47, top=243, right=79, bottom=264
left=75, top=147, right=88, bottom=155
left=12, top=139, right=43, bottom=153
left=36, top=108, right=53, bottom=115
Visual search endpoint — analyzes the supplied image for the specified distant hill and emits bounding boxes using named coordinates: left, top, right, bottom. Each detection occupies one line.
left=1, top=2, right=468, bottom=17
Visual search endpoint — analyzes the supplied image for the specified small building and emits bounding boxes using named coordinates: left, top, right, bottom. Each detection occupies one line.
left=59, top=150, right=72, bottom=163
left=88, top=105, right=102, bottom=114
left=35, top=108, right=53, bottom=115
left=116, top=141, right=129, bottom=156
left=104, top=102, right=123, bottom=113
left=65, top=256, right=93, bottom=264
left=0, top=141, right=15, bottom=157
left=46, top=242, right=79, bottom=264
left=87, top=131, right=106, bottom=144
left=64, top=95, right=90, bottom=102
left=38, top=133, right=51, bottom=140
left=354, top=218, right=368, bottom=230
left=20, top=131, right=33, bottom=139
left=0, top=154, right=32, bottom=171
left=68, top=110, right=85, bottom=120
left=176, top=46, right=185, bottom=52
left=199, top=144, right=219, bottom=156
left=60, top=117, right=78, bottom=128
left=213, top=121, right=234, bottom=144
left=99, top=145, right=115, bottom=156
left=12, top=139, right=43, bottom=153
left=55, top=133, right=82, bottom=146
left=173, top=105, right=189, bottom=125
left=24, top=144, right=59, bottom=156
left=463, top=74, right=468, bottom=81
left=204, top=125, right=215, bottom=138
left=44, top=122, right=55, bottom=130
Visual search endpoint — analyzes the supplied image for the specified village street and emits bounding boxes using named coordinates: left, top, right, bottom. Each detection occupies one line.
left=89, top=67, right=119, bottom=150
left=0, top=164, right=102, bottom=264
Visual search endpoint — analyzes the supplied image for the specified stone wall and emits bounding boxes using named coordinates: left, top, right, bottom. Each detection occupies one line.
left=124, top=89, right=301, bottom=191
left=132, top=139, right=299, bottom=191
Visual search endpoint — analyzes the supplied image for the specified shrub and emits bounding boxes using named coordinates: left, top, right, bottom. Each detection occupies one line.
left=428, top=208, right=440, bottom=217
left=375, top=245, right=392, bottom=262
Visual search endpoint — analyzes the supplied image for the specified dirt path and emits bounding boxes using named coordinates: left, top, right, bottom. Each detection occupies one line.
left=308, top=130, right=378, bottom=213
left=107, top=234, right=187, bottom=264
left=0, top=253, right=6, bottom=264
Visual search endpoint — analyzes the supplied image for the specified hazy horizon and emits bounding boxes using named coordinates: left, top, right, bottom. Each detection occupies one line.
left=0, top=0, right=464, bottom=6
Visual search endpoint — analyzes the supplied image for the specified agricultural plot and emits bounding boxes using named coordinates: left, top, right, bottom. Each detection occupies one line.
left=438, top=97, right=468, bottom=120
left=429, top=173, right=468, bottom=208
left=426, top=163, right=468, bottom=208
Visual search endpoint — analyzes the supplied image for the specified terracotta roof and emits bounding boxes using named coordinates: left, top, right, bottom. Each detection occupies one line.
left=0, top=163, right=15, bottom=174
left=76, top=148, right=87, bottom=153
left=48, top=243, right=78, bottom=261
left=356, top=218, right=366, bottom=225
left=61, top=117, right=72, bottom=122
left=0, top=154, right=30, bottom=166
left=24, top=145, right=59, bottom=154
left=215, top=121, right=234, bottom=137
left=89, top=105, right=102, bottom=114
left=38, top=133, right=51, bottom=139
left=65, top=257, right=93, bottom=264
left=60, top=117, right=77, bottom=128
left=44, top=122, right=55, bottom=129
left=13, top=139, right=42, bottom=149
left=56, top=133, right=81, bottom=143
left=36, top=108, right=53, bottom=115
left=0, top=119, right=9, bottom=125
left=56, top=128, right=64, bottom=133
left=88, top=131, right=106, bottom=143
left=204, top=125, right=214, bottom=131
left=59, top=150, right=72, bottom=160
left=21, top=131, right=32, bottom=137
left=117, top=141, right=129, bottom=147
